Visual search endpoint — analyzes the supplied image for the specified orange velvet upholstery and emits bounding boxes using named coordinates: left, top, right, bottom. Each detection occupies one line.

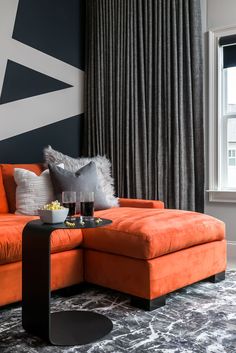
left=84, top=240, right=227, bottom=299
left=0, top=168, right=8, bottom=213
left=0, top=249, right=83, bottom=307
left=83, top=207, right=225, bottom=260
left=0, top=163, right=44, bottom=213
left=0, top=168, right=227, bottom=309
left=119, top=198, right=164, bottom=209
left=0, top=214, right=83, bottom=265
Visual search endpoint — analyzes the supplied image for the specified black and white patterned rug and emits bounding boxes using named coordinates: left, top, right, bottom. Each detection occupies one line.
left=0, top=271, right=235, bottom=353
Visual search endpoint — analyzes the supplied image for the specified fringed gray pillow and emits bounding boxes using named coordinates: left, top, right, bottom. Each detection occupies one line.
left=44, top=146, right=119, bottom=208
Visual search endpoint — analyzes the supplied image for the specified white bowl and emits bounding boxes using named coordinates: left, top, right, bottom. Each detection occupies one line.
left=38, top=208, right=69, bottom=224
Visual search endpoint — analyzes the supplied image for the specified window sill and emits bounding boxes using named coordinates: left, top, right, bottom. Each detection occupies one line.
left=207, top=190, right=236, bottom=202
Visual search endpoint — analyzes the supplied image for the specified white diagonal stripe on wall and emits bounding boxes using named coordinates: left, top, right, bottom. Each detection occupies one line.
left=0, top=0, right=84, bottom=141
left=0, top=0, right=19, bottom=96
left=10, top=39, right=83, bottom=87
left=0, top=87, right=84, bottom=141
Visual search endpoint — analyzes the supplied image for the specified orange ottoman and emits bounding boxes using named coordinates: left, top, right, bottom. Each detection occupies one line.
left=82, top=207, right=226, bottom=310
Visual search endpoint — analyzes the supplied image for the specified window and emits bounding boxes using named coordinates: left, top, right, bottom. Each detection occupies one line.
left=208, top=28, right=236, bottom=202
left=220, top=36, right=236, bottom=189
left=228, top=149, right=236, bottom=166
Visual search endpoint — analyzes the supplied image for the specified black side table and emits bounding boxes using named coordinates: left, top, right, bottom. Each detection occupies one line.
left=22, top=217, right=113, bottom=346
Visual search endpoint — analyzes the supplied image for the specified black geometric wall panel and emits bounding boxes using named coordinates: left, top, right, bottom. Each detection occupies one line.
left=12, top=0, right=85, bottom=70
left=0, top=60, right=72, bottom=104
left=0, top=115, right=83, bottom=163
left=0, top=0, right=84, bottom=163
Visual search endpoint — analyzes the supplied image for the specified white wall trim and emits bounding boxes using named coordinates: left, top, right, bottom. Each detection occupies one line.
left=227, top=241, right=236, bottom=269
left=207, top=190, right=236, bottom=202
left=208, top=30, right=218, bottom=191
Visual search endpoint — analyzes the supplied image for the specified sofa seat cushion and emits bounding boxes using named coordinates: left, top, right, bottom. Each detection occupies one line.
left=82, top=207, right=225, bottom=260
left=0, top=214, right=83, bottom=265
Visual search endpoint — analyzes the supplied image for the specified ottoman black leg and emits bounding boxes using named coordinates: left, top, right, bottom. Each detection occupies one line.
left=207, top=271, right=226, bottom=283
left=130, top=295, right=166, bottom=311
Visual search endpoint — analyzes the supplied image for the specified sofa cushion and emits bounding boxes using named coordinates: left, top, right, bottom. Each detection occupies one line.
left=0, top=214, right=83, bottom=265
left=49, top=162, right=111, bottom=211
left=0, top=164, right=44, bottom=213
left=82, top=207, right=225, bottom=260
left=14, top=164, right=64, bottom=215
left=119, top=198, right=164, bottom=209
left=0, top=168, right=9, bottom=213
left=44, top=145, right=119, bottom=208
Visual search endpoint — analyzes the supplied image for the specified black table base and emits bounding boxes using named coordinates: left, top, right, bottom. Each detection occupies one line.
left=22, top=218, right=113, bottom=346
left=50, top=311, right=113, bottom=346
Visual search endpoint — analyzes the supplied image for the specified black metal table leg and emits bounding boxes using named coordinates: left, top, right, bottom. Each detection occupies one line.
left=22, top=220, right=113, bottom=346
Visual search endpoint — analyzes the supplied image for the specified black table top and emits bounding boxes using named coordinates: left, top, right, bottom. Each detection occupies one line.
left=27, top=217, right=112, bottom=230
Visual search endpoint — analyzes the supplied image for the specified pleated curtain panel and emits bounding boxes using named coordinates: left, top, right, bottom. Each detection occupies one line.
left=84, top=0, right=204, bottom=212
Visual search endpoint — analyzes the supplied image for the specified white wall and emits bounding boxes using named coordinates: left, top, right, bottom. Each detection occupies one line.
left=207, top=0, right=236, bottom=29
left=203, top=0, right=236, bottom=268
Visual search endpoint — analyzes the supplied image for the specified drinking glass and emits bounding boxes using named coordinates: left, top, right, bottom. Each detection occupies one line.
left=80, top=191, right=94, bottom=221
left=62, top=191, right=76, bottom=221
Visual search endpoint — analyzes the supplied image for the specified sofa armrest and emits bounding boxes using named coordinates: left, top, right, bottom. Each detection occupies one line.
left=119, top=198, right=164, bottom=209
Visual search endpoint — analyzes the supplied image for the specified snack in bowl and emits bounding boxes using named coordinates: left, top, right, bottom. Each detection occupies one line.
left=38, top=201, right=69, bottom=224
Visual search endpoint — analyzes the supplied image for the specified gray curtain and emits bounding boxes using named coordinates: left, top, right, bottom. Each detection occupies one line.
left=84, top=0, right=204, bottom=212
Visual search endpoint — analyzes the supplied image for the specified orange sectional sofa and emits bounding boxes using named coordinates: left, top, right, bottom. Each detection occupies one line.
left=0, top=164, right=227, bottom=310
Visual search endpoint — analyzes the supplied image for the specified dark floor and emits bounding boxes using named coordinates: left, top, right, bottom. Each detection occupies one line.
left=0, top=271, right=235, bottom=353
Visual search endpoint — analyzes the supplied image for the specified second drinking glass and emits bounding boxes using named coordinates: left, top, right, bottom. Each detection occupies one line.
left=80, top=191, right=94, bottom=221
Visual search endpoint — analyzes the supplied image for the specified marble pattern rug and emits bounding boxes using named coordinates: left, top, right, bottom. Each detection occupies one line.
left=0, top=271, right=235, bottom=353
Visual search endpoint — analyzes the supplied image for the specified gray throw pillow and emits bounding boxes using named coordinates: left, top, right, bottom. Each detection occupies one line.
left=48, top=162, right=110, bottom=211
left=44, top=146, right=119, bottom=208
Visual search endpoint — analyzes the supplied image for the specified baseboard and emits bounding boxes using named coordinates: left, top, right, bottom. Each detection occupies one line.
left=227, top=241, right=236, bottom=269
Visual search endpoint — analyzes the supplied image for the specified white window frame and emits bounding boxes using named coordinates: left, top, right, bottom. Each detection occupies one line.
left=208, top=27, right=236, bottom=202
